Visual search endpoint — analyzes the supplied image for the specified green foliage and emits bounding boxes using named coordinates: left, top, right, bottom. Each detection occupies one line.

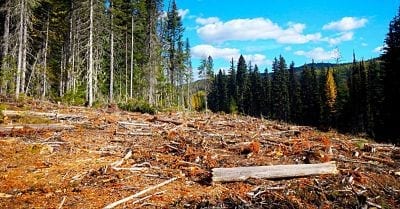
left=300, top=62, right=321, bottom=125
left=0, top=103, right=7, bottom=124
left=381, top=6, right=400, bottom=142
left=236, top=55, right=248, bottom=113
left=118, top=99, right=156, bottom=115
left=271, top=56, right=290, bottom=121
left=61, top=87, right=86, bottom=106
left=288, top=62, right=302, bottom=123
left=191, top=91, right=206, bottom=111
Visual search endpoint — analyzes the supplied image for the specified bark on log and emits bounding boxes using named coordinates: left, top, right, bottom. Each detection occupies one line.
left=1, top=110, right=86, bottom=120
left=0, top=124, right=74, bottom=133
left=212, top=161, right=338, bottom=182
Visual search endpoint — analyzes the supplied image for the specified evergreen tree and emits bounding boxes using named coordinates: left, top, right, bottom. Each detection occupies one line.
left=271, top=56, right=289, bottom=121
left=236, top=55, right=248, bottom=113
left=288, top=61, right=301, bottom=123
left=227, top=58, right=237, bottom=113
left=216, top=69, right=228, bottom=112
left=382, top=7, right=400, bottom=141
left=164, top=0, right=184, bottom=105
left=249, top=65, right=263, bottom=116
left=300, top=62, right=321, bottom=125
left=348, top=54, right=368, bottom=133
left=262, top=67, right=271, bottom=118
left=366, top=60, right=384, bottom=138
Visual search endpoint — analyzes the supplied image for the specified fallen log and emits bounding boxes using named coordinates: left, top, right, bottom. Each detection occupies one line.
left=1, top=110, right=86, bottom=121
left=361, top=154, right=396, bottom=166
left=0, top=124, right=74, bottom=133
left=148, top=116, right=199, bottom=129
left=212, top=161, right=338, bottom=182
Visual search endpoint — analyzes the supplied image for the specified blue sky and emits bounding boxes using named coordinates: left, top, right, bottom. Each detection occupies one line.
left=167, top=0, right=399, bottom=73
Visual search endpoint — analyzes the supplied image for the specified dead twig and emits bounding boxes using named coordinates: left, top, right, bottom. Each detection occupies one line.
left=103, top=177, right=178, bottom=209
left=57, top=196, right=66, bottom=209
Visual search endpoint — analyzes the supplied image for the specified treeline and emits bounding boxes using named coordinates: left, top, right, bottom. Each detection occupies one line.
left=208, top=8, right=400, bottom=142
left=0, top=0, right=192, bottom=107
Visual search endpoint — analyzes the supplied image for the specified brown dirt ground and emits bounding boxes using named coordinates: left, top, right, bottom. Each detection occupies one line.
left=0, top=101, right=399, bottom=208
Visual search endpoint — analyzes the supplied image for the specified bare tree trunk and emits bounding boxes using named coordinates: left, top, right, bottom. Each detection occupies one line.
left=16, top=0, right=25, bottom=98
left=109, top=1, right=114, bottom=103
left=88, top=0, right=94, bottom=106
left=67, top=1, right=74, bottom=92
left=42, top=11, right=50, bottom=100
left=21, top=7, right=28, bottom=94
left=60, top=47, right=65, bottom=97
left=125, top=31, right=128, bottom=102
left=130, top=15, right=134, bottom=99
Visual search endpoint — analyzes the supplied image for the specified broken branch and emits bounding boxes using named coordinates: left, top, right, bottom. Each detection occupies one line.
left=103, top=177, right=178, bottom=209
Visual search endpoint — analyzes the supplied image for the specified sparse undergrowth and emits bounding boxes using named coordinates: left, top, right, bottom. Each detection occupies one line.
left=118, top=99, right=156, bottom=114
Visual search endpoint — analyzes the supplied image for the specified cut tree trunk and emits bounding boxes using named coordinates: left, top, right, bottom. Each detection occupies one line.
left=212, top=161, right=338, bottom=182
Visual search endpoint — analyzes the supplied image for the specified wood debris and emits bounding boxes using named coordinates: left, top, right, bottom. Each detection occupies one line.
left=212, top=161, right=338, bottom=182
left=0, top=101, right=399, bottom=208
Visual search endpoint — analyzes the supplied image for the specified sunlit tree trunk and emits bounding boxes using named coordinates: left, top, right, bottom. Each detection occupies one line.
left=88, top=0, right=94, bottom=106
left=42, top=12, right=50, bottom=100
left=130, top=15, right=134, bottom=99
left=16, top=0, right=25, bottom=98
left=109, top=0, right=114, bottom=103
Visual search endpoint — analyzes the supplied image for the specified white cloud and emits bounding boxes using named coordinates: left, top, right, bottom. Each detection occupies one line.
left=295, top=47, right=340, bottom=61
left=178, top=9, right=190, bottom=19
left=196, top=17, right=220, bottom=25
left=191, top=44, right=271, bottom=67
left=323, top=17, right=368, bottom=31
left=285, top=46, right=292, bottom=51
left=361, top=43, right=368, bottom=47
left=244, top=54, right=272, bottom=67
left=191, top=44, right=240, bottom=60
left=325, top=32, right=354, bottom=45
left=373, top=44, right=387, bottom=53
left=196, top=17, right=321, bottom=44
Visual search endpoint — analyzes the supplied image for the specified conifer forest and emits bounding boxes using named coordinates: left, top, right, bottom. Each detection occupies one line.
left=0, top=1, right=399, bottom=208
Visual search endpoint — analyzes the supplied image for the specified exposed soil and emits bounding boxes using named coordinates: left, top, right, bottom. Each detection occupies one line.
left=0, top=100, right=399, bottom=208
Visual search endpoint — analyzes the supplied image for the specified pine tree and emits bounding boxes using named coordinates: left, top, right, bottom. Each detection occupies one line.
left=382, top=7, right=400, bottom=141
left=164, top=0, right=184, bottom=105
left=236, top=55, right=248, bottom=113
left=271, top=56, right=290, bottom=121
left=288, top=61, right=301, bottom=123
left=249, top=65, right=263, bottom=116
left=216, top=69, right=228, bottom=112
left=348, top=54, right=368, bottom=133
left=262, top=67, right=271, bottom=118
left=227, top=58, right=237, bottom=113
left=300, top=62, right=321, bottom=125
left=366, top=60, right=384, bottom=138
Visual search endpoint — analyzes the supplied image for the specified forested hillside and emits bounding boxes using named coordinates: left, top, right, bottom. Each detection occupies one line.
left=206, top=9, right=400, bottom=142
